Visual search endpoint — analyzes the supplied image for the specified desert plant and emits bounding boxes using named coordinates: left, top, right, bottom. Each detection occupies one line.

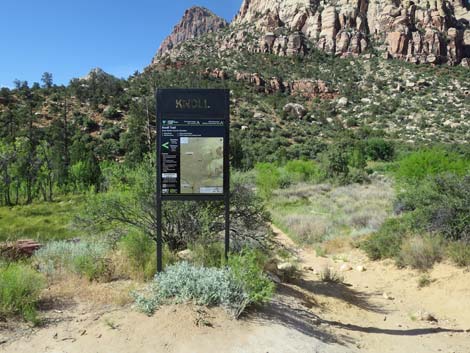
left=417, top=274, right=433, bottom=288
left=34, top=240, right=111, bottom=281
left=119, top=231, right=156, bottom=281
left=284, top=160, right=322, bottom=183
left=133, top=262, right=249, bottom=318
left=255, top=162, right=282, bottom=199
left=190, top=242, right=225, bottom=268
left=228, top=249, right=275, bottom=304
left=361, top=217, right=411, bottom=260
left=0, top=263, right=45, bottom=323
left=396, top=174, right=470, bottom=242
left=396, top=235, right=443, bottom=270
left=318, top=267, right=343, bottom=283
left=447, top=242, right=470, bottom=267
left=395, top=148, right=469, bottom=184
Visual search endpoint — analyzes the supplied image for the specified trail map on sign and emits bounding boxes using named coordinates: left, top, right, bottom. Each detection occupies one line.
left=180, top=137, right=224, bottom=194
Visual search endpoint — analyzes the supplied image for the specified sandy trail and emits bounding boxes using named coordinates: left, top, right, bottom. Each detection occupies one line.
left=271, top=224, right=470, bottom=353
left=1, top=226, right=470, bottom=353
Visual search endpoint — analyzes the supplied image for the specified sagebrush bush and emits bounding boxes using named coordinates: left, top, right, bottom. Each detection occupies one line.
left=133, top=262, right=249, bottom=317
left=0, top=263, right=45, bottom=323
left=34, top=240, right=111, bottom=281
left=396, top=235, right=443, bottom=270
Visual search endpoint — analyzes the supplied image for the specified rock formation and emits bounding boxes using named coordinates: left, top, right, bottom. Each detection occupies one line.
left=234, top=0, right=470, bottom=65
left=153, top=6, right=228, bottom=60
left=154, top=0, right=470, bottom=66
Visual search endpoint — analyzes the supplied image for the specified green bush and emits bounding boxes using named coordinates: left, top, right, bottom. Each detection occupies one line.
left=119, top=231, right=156, bottom=281
left=0, top=263, right=45, bottom=323
left=364, top=138, right=395, bottom=161
left=395, top=148, right=469, bottom=184
left=361, top=217, right=410, bottom=260
left=447, top=242, right=470, bottom=267
left=190, top=242, right=225, bottom=268
left=396, top=235, right=443, bottom=270
left=228, top=249, right=275, bottom=305
left=284, top=160, right=322, bottom=182
left=34, top=240, right=111, bottom=281
left=319, top=144, right=350, bottom=180
left=133, top=262, right=249, bottom=317
left=396, top=174, right=470, bottom=242
left=255, top=163, right=281, bottom=199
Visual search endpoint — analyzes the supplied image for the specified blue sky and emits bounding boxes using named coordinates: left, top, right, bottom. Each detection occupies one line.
left=0, top=0, right=241, bottom=88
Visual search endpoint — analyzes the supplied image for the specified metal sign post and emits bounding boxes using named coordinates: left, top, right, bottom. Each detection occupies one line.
left=156, top=89, right=230, bottom=272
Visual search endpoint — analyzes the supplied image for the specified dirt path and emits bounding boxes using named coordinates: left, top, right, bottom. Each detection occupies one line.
left=271, top=224, right=470, bottom=353
left=2, top=227, right=470, bottom=353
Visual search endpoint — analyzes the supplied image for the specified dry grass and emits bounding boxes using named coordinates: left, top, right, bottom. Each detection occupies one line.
left=43, top=275, right=138, bottom=307
left=270, top=178, right=394, bottom=247
left=397, top=235, right=443, bottom=271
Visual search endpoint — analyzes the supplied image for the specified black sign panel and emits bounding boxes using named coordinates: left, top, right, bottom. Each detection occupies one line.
left=156, top=89, right=230, bottom=200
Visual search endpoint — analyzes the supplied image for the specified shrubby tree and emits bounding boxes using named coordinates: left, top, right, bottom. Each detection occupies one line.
left=82, top=154, right=271, bottom=252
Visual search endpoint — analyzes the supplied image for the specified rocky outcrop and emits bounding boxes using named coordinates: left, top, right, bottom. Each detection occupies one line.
left=234, top=71, right=337, bottom=97
left=233, top=0, right=470, bottom=65
left=153, top=1, right=469, bottom=66
left=0, top=240, right=42, bottom=260
left=153, top=7, right=228, bottom=60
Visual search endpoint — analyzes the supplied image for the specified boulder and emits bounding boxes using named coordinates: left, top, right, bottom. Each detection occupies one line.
left=283, top=103, right=307, bottom=119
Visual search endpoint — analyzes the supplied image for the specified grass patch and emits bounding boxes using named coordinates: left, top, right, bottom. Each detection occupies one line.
left=270, top=179, right=394, bottom=246
left=319, top=267, right=344, bottom=284
left=417, top=274, right=433, bottom=288
left=0, top=196, right=84, bottom=242
left=0, top=263, right=45, bottom=324
left=447, top=242, right=470, bottom=267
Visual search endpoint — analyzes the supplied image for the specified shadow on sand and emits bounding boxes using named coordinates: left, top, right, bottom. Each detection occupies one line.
left=246, top=279, right=464, bottom=347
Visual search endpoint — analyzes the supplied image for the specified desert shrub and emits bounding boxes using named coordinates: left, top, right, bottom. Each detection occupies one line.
left=395, top=148, right=469, bottom=184
left=396, top=235, right=443, bottom=270
left=396, top=174, right=470, bottom=242
left=417, top=274, right=432, bottom=288
left=0, top=263, right=45, bottom=323
left=85, top=155, right=272, bottom=252
left=284, top=160, right=322, bottom=183
left=319, top=144, right=350, bottom=181
left=447, top=242, right=470, bottom=267
left=282, top=214, right=328, bottom=244
left=119, top=231, right=156, bottom=281
left=190, top=242, right=225, bottom=268
left=361, top=217, right=411, bottom=260
left=34, top=240, right=111, bottom=281
left=133, top=262, right=249, bottom=318
left=363, top=138, right=395, bottom=161
left=255, top=162, right=281, bottom=199
left=228, top=249, right=275, bottom=305
left=319, top=267, right=343, bottom=283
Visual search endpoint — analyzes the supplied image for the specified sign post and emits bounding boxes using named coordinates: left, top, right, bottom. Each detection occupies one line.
left=156, top=89, right=230, bottom=272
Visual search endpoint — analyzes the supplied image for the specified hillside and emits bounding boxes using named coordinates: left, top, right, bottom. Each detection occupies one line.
left=0, top=0, right=469, bottom=204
